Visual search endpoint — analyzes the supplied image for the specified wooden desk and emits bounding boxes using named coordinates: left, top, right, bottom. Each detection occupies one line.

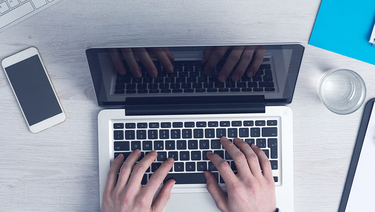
left=1, top=0, right=374, bottom=211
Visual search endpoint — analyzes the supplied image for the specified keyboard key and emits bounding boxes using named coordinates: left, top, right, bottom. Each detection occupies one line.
left=137, top=130, right=147, bottom=139
left=255, top=120, right=266, bottom=126
left=216, top=128, right=226, bottom=138
left=137, top=123, right=147, bottom=128
left=154, top=140, right=164, bottom=150
left=262, top=127, right=277, bottom=137
left=114, top=130, right=124, bottom=140
left=250, top=128, right=261, bottom=137
left=157, top=152, right=167, bottom=161
left=168, top=151, right=178, bottom=160
left=180, top=151, right=190, bottom=160
left=203, top=151, right=212, bottom=160
left=149, top=123, right=159, bottom=128
left=208, top=121, right=218, bottom=127
left=220, top=121, right=230, bottom=127
left=114, top=152, right=131, bottom=160
left=225, top=151, right=232, bottom=160
left=197, top=162, right=207, bottom=171
left=114, top=141, right=130, bottom=151
left=114, top=123, right=124, bottom=129
left=125, top=130, right=136, bottom=139
left=191, top=151, right=201, bottom=160
left=188, top=140, right=198, bottom=149
left=263, top=149, right=270, bottom=158
left=205, top=129, right=215, bottom=138
left=131, top=141, right=141, bottom=150
left=143, top=141, right=152, bottom=150
left=208, top=162, right=217, bottom=171
left=161, top=122, right=171, bottom=128
left=211, top=139, right=221, bottom=149
left=125, top=123, right=136, bottom=128
left=267, top=120, right=278, bottom=126
left=173, top=122, right=183, bottom=128
left=273, top=177, right=278, bottom=182
left=199, top=140, right=209, bottom=149
left=256, top=139, right=266, bottom=148
left=214, top=150, right=224, bottom=158
left=245, top=139, right=255, bottom=146
left=186, top=162, right=196, bottom=171
left=174, top=162, right=184, bottom=172
left=270, top=160, right=278, bottom=170
left=184, top=122, right=194, bottom=127
left=193, top=129, right=203, bottom=138
left=196, top=122, right=206, bottom=127
left=182, top=129, right=192, bottom=138
left=165, top=140, right=175, bottom=150
left=152, top=163, right=162, bottom=172
left=268, top=138, right=278, bottom=159
left=239, top=128, right=249, bottom=137
left=231, top=121, right=242, bottom=126
left=177, top=140, right=187, bottom=150
left=244, top=121, right=254, bottom=126
left=163, top=173, right=206, bottom=184
left=171, top=129, right=181, bottom=139
left=159, top=130, right=169, bottom=139
left=148, top=130, right=158, bottom=139
left=227, top=128, right=237, bottom=138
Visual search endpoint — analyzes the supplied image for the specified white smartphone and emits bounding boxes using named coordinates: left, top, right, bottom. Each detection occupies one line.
left=1, top=47, right=66, bottom=133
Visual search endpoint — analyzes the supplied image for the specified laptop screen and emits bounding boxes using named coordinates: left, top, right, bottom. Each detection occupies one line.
left=86, top=44, right=304, bottom=110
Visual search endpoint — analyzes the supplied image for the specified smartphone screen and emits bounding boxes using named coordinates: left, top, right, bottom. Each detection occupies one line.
left=2, top=48, right=65, bottom=133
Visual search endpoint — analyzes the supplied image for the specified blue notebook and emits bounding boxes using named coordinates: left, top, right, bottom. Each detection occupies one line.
left=309, top=0, right=375, bottom=65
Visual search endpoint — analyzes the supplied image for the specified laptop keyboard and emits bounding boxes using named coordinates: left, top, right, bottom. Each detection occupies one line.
left=114, top=60, right=275, bottom=94
left=112, top=116, right=280, bottom=185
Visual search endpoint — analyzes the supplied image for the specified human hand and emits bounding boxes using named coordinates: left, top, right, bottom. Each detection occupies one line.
left=110, top=48, right=174, bottom=77
left=205, top=137, right=276, bottom=212
left=101, top=150, right=175, bottom=212
left=202, top=46, right=266, bottom=82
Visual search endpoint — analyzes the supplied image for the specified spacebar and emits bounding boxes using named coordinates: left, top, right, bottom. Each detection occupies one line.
left=163, top=173, right=207, bottom=184
left=0, top=3, right=35, bottom=29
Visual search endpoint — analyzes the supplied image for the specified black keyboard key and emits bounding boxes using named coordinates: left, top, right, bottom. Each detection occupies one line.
left=125, top=130, right=135, bottom=140
left=255, top=120, right=266, bottom=126
left=231, top=121, right=242, bottom=126
left=114, top=130, right=124, bottom=140
left=208, top=121, right=218, bottom=127
left=194, top=129, right=204, bottom=138
left=227, top=128, right=237, bottom=138
left=191, top=151, right=201, bottom=160
left=168, top=151, right=178, bottom=160
left=186, top=162, right=196, bottom=171
left=250, top=128, right=261, bottom=137
left=200, top=140, right=209, bottom=149
left=114, top=141, right=130, bottom=151
left=208, top=162, right=217, bottom=171
left=182, top=129, right=192, bottom=138
left=231, top=161, right=237, bottom=171
left=137, top=130, right=147, bottom=139
left=160, top=130, right=169, bottom=139
left=149, top=123, right=159, bottom=128
left=114, top=123, right=124, bottom=129
left=174, top=162, right=184, bottom=172
left=268, top=138, right=278, bottom=159
left=263, top=149, right=270, bottom=158
left=205, top=129, right=215, bottom=138
left=197, top=162, right=207, bottom=171
left=143, top=141, right=152, bottom=150
left=270, top=160, right=278, bottom=170
left=245, top=139, right=255, bottom=146
left=256, top=139, right=266, bottom=148
left=180, top=151, right=190, bottom=160
left=273, top=176, right=278, bottom=182
left=267, top=120, right=278, bottom=126
left=243, top=121, right=254, bottom=126
left=161, top=122, right=171, bottom=128
left=171, top=129, right=181, bottom=139
left=148, top=130, right=158, bottom=139
left=152, top=163, right=162, bottom=172
left=131, top=141, right=141, bottom=150
left=188, top=140, right=198, bottom=149
left=203, top=151, right=211, bottom=160
left=165, top=140, right=175, bottom=150
left=141, top=174, right=148, bottom=185
left=239, top=128, right=249, bottom=137
left=214, top=150, right=224, bottom=158
left=216, top=128, right=226, bottom=138
left=220, top=121, right=230, bottom=127
left=173, top=122, right=183, bottom=128
left=114, top=152, right=131, bottom=160
left=163, top=173, right=207, bottom=184
left=262, top=127, right=278, bottom=137
left=211, top=139, right=221, bottom=149
left=157, top=152, right=167, bottom=161
left=125, top=123, right=136, bottom=129
left=184, top=122, right=195, bottom=127
left=225, top=151, right=232, bottom=160
left=196, top=122, right=206, bottom=127
left=137, top=123, right=147, bottom=128
left=177, top=140, right=187, bottom=150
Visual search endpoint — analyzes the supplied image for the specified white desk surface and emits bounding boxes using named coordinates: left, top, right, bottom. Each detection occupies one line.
left=1, top=0, right=375, bottom=211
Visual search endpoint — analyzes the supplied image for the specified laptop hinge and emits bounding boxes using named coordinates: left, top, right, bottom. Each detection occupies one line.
left=124, top=103, right=265, bottom=116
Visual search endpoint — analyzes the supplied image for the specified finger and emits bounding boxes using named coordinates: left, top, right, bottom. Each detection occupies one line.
left=163, top=48, right=175, bottom=63
left=206, top=150, right=237, bottom=185
left=133, top=48, right=158, bottom=77
left=202, top=46, right=215, bottom=65
left=115, top=150, right=141, bottom=190
left=251, top=144, right=273, bottom=180
left=152, top=48, right=174, bottom=73
left=234, top=138, right=262, bottom=177
left=204, top=171, right=229, bottom=212
left=219, top=137, right=251, bottom=177
left=218, top=46, right=245, bottom=82
left=109, top=49, right=126, bottom=75
left=142, top=157, right=174, bottom=201
left=121, top=48, right=142, bottom=78
left=103, top=153, right=124, bottom=196
left=125, top=151, right=158, bottom=192
left=151, top=179, right=176, bottom=211
left=230, top=47, right=254, bottom=81
left=246, top=46, right=266, bottom=78
left=204, top=46, right=229, bottom=76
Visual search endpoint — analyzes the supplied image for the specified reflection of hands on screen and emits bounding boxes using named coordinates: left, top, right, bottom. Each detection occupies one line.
left=110, top=48, right=174, bottom=77
left=202, top=46, right=266, bottom=82
left=205, top=137, right=277, bottom=212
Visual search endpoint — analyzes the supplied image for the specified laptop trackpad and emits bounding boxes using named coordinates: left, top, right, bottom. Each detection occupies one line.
left=164, top=192, right=219, bottom=212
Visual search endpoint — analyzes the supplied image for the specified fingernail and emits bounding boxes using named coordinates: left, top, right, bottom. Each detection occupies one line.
left=167, top=66, right=174, bottom=73
left=116, top=154, right=124, bottom=159
left=232, top=74, right=240, bottom=82
left=151, top=70, right=158, bottom=77
left=218, top=74, right=226, bottom=82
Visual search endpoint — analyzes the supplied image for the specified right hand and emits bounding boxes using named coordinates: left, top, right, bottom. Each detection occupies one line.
left=110, top=48, right=174, bottom=77
left=205, top=137, right=277, bottom=212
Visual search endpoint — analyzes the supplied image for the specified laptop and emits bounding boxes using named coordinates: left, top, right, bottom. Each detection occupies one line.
left=86, top=44, right=304, bottom=211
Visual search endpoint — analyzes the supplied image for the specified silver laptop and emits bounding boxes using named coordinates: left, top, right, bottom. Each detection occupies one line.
left=86, top=44, right=304, bottom=211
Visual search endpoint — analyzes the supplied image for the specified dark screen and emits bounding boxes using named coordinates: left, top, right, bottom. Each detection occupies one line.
left=5, top=55, right=62, bottom=126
